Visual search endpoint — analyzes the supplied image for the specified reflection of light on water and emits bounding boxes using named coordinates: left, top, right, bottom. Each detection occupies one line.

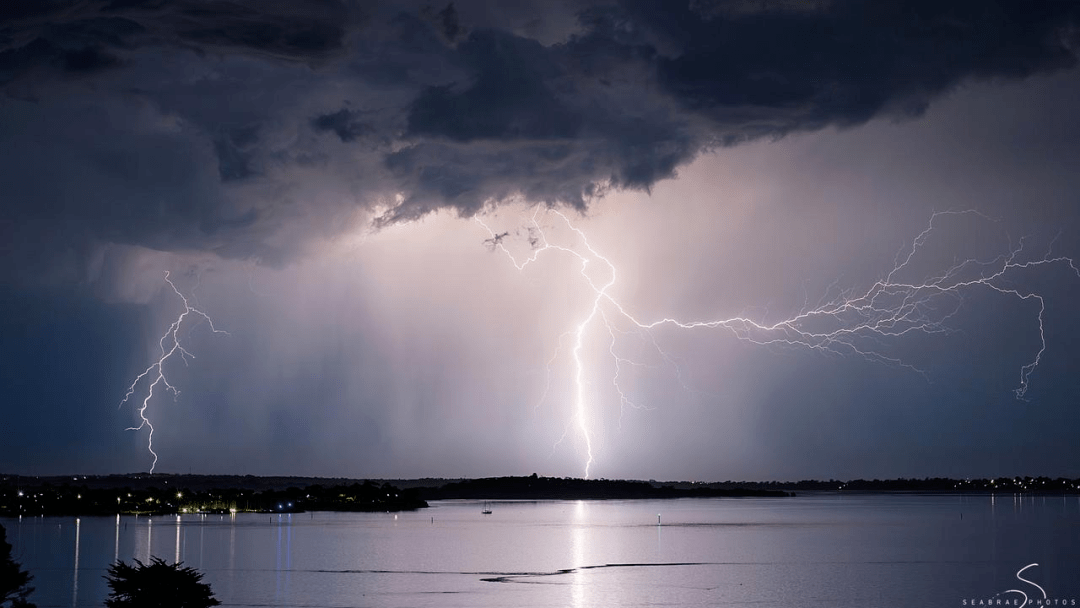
left=656, top=512, right=663, bottom=554
left=227, top=515, right=236, bottom=592
left=175, top=515, right=182, bottom=564
left=130, top=515, right=152, bottom=563
left=276, top=515, right=283, bottom=598
left=274, top=513, right=293, bottom=601
left=571, top=500, right=588, bottom=608
left=287, top=515, right=293, bottom=596
left=114, top=514, right=120, bottom=562
left=71, top=518, right=80, bottom=608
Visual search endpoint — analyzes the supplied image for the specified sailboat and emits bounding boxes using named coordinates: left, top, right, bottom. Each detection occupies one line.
left=481, top=501, right=492, bottom=515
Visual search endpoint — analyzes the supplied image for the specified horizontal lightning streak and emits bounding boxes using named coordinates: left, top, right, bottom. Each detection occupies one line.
left=478, top=208, right=1079, bottom=478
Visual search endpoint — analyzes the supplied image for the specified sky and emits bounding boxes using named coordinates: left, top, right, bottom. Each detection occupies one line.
left=2, top=0, right=1079, bottom=481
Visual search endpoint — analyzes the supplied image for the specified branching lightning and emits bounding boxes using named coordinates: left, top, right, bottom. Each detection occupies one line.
left=478, top=208, right=1079, bottom=478
left=119, top=271, right=228, bottom=473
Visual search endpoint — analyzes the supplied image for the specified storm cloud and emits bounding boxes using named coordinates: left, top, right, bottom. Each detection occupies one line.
left=2, top=0, right=1078, bottom=286
left=3, top=2, right=1080, bottom=480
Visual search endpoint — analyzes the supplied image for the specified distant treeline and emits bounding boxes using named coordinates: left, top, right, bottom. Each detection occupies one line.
left=2, top=474, right=1076, bottom=516
left=776, top=476, right=1080, bottom=493
left=0, top=479, right=426, bottom=517
left=419, top=475, right=789, bottom=500
left=676, top=476, right=1080, bottom=493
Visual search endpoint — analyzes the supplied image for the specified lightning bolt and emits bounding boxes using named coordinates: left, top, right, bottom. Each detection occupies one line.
left=478, top=208, right=1079, bottom=478
left=118, top=271, right=229, bottom=473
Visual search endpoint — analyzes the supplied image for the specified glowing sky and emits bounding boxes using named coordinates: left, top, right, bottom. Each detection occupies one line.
left=2, top=1, right=1079, bottom=480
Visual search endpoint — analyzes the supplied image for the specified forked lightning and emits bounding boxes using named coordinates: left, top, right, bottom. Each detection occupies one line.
left=119, top=271, right=228, bottom=473
left=478, top=208, right=1079, bottom=478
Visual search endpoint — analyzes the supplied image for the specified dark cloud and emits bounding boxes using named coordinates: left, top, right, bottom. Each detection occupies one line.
left=406, top=31, right=581, bottom=142
left=1, top=0, right=1078, bottom=286
left=213, top=125, right=260, bottom=181
left=647, top=1, right=1080, bottom=133
left=161, top=2, right=349, bottom=61
left=60, top=44, right=121, bottom=72
left=311, top=108, right=374, bottom=143
left=482, top=230, right=509, bottom=251
left=0, top=21, right=134, bottom=83
left=421, top=1, right=467, bottom=45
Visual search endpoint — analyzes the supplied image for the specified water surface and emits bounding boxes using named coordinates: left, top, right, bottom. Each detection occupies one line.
left=5, top=493, right=1079, bottom=607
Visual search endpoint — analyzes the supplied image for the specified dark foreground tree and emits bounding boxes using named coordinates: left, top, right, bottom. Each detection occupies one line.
left=105, top=557, right=220, bottom=608
left=0, top=523, right=35, bottom=608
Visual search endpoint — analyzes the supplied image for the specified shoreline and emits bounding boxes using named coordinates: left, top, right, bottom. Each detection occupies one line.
left=2, top=473, right=1077, bottom=517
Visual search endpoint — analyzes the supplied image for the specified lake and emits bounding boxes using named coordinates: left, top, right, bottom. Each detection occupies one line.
left=4, top=494, right=1080, bottom=607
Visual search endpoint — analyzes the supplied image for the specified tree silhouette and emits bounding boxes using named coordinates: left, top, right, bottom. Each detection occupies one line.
left=105, top=557, right=220, bottom=608
left=0, top=523, right=35, bottom=608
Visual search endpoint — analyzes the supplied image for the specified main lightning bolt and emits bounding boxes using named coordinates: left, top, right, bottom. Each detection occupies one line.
left=479, top=208, right=1079, bottom=478
left=118, top=271, right=228, bottom=473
